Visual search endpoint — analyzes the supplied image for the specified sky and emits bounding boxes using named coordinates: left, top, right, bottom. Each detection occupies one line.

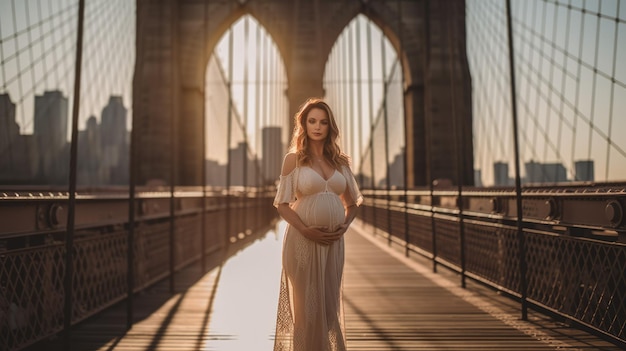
left=467, top=0, right=626, bottom=184
left=2, top=0, right=624, bottom=186
left=0, top=0, right=135, bottom=135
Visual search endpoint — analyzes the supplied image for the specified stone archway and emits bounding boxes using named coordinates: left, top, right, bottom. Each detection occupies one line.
left=133, top=0, right=472, bottom=187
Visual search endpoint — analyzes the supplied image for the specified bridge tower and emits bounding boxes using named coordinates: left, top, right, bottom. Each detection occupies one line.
left=133, top=0, right=473, bottom=187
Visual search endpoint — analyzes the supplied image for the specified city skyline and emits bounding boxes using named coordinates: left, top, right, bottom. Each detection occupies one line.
left=1, top=88, right=284, bottom=186
left=1, top=1, right=624, bottom=186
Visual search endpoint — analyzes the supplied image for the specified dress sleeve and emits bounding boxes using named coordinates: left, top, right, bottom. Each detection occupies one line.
left=341, top=165, right=363, bottom=207
left=273, top=168, right=298, bottom=208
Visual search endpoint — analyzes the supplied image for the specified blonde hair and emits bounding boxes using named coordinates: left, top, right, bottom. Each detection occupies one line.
left=288, top=98, right=350, bottom=169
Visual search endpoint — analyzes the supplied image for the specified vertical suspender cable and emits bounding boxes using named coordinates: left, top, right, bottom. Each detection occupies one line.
left=255, top=21, right=261, bottom=229
left=585, top=3, right=601, bottom=180
left=397, top=0, right=410, bottom=257
left=261, top=32, right=267, bottom=183
left=243, top=17, right=249, bottom=231
left=605, top=1, right=620, bottom=179
left=127, top=0, right=148, bottom=330
left=200, top=0, right=209, bottom=272
left=570, top=2, right=584, bottom=181
left=380, top=32, right=392, bottom=245
left=348, top=23, right=355, bottom=189
left=226, top=27, right=234, bottom=248
left=424, top=0, right=437, bottom=273
left=63, top=0, right=85, bottom=347
left=356, top=17, right=363, bottom=186
left=366, top=12, right=377, bottom=233
left=446, top=2, right=466, bottom=288
left=168, top=0, right=179, bottom=294
left=505, top=0, right=528, bottom=320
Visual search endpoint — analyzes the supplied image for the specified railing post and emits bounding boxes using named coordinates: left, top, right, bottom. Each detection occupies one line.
left=445, top=0, right=467, bottom=289
left=380, top=29, right=392, bottom=246
left=365, top=9, right=377, bottom=235
left=168, top=0, right=180, bottom=294
left=398, top=0, right=410, bottom=258
left=423, top=0, right=438, bottom=273
left=225, top=26, right=234, bottom=253
left=505, top=0, right=528, bottom=320
left=63, top=0, right=85, bottom=348
left=200, top=0, right=209, bottom=273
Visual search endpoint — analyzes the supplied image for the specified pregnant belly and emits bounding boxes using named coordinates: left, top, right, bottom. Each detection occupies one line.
left=295, top=193, right=345, bottom=231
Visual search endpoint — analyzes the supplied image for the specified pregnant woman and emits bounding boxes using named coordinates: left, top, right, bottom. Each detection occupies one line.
left=273, top=98, right=362, bottom=351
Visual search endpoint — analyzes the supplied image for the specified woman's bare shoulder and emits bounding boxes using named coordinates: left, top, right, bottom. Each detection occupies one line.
left=281, top=152, right=298, bottom=176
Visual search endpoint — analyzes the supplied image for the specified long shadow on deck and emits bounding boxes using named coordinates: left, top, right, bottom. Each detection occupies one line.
left=25, top=225, right=274, bottom=351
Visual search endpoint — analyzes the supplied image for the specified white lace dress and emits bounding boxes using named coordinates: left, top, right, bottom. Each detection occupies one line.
left=273, top=165, right=362, bottom=351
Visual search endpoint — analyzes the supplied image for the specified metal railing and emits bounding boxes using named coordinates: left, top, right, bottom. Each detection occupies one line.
left=0, top=186, right=278, bottom=351
left=358, top=183, right=626, bottom=347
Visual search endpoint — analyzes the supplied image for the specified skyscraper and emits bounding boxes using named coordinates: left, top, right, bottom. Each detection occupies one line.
left=574, top=160, right=594, bottom=182
left=0, top=93, right=18, bottom=159
left=493, top=162, right=509, bottom=186
left=101, top=96, right=128, bottom=184
left=525, top=160, right=567, bottom=184
left=77, top=116, right=104, bottom=185
left=34, top=90, right=69, bottom=183
left=262, top=126, right=283, bottom=184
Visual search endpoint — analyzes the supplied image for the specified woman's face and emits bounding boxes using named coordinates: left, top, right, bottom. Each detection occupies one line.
left=305, top=107, right=329, bottom=142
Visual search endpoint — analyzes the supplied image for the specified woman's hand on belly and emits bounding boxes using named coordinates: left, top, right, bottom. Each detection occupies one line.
left=300, top=225, right=344, bottom=246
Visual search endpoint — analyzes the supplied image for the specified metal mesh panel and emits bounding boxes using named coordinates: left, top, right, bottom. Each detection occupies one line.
left=72, top=230, right=127, bottom=322
left=407, top=211, right=434, bottom=254
left=205, top=208, right=228, bottom=254
left=359, top=188, right=626, bottom=344
left=464, top=221, right=520, bottom=291
left=1, top=243, right=65, bottom=350
left=373, top=206, right=391, bottom=236
left=525, top=231, right=626, bottom=341
left=134, top=220, right=170, bottom=290
left=433, top=216, right=461, bottom=266
left=389, top=209, right=406, bottom=241
left=174, top=214, right=202, bottom=269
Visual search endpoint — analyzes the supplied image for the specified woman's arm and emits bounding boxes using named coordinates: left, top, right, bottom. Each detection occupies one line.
left=331, top=195, right=360, bottom=237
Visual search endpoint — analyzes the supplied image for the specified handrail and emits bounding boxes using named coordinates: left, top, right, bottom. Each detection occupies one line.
left=358, top=186, right=626, bottom=347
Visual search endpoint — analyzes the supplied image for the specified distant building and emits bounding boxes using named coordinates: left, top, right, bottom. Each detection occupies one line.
left=0, top=94, right=37, bottom=183
left=574, top=160, right=594, bottom=182
left=493, top=162, right=509, bottom=186
left=525, top=160, right=567, bottom=183
left=262, top=126, right=283, bottom=184
left=77, top=116, right=104, bottom=186
left=205, top=159, right=226, bottom=187
left=228, top=142, right=258, bottom=186
left=100, top=96, right=129, bottom=184
left=474, top=169, right=483, bottom=187
left=34, top=90, right=69, bottom=184
left=0, top=94, right=19, bottom=180
left=0, top=93, right=18, bottom=152
left=387, top=148, right=405, bottom=188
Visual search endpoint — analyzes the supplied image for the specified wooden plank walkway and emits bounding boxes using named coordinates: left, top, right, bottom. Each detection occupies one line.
left=28, top=221, right=621, bottom=351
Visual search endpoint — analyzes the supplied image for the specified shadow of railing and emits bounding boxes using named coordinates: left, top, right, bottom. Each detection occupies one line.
left=0, top=186, right=279, bottom=351
left=358, top=183, right=626, bottom=348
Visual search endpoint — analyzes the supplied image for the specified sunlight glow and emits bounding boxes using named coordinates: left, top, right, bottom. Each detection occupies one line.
left=204, top=222, right=286, bottom=351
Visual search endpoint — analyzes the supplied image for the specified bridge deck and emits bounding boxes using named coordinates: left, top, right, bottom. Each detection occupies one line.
left=28, top=222, right=620, bottom=351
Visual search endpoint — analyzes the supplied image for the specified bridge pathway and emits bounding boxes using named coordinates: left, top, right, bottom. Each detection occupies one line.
left=28, top=222, right=620, bottom=350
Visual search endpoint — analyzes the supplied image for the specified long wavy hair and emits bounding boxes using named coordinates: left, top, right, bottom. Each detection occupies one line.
left=288, top=98, right=350, bottom=169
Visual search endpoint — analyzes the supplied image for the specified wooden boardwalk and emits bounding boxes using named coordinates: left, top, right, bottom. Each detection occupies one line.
left=29, top=221, right=621, bottom=351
